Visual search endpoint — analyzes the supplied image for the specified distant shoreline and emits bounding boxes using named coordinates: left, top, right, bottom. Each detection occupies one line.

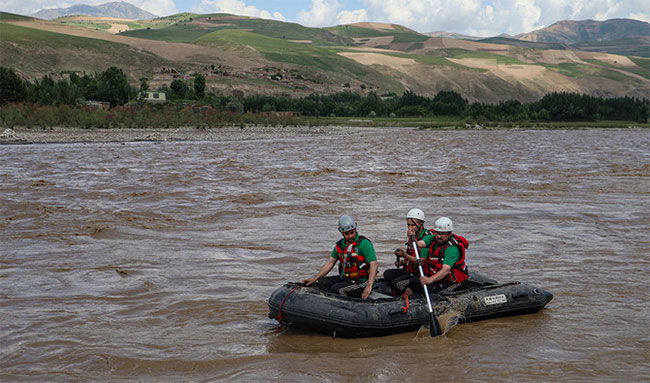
left=0, top=126, right=382, bottom=144
left=1, top=124, right=647, bottom=145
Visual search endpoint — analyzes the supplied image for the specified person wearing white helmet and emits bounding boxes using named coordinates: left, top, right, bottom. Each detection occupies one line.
left=411, top=216, right=471, bottom=294
left=382, top=208, right=435, bottom=295
left=303, top=215, right=378, bottom=299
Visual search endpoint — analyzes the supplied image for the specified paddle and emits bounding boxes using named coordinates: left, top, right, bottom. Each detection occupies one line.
left=410, top=234, right=442, bottom=337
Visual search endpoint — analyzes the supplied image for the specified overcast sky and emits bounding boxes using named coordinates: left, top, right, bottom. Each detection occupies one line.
left=3, top=0, right=649, bottom=36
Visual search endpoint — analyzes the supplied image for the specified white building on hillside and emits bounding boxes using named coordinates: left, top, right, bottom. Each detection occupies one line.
left=142, top=91, right=167, bottom=103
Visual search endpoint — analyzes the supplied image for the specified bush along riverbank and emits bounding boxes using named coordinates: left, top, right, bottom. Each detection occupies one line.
left=1, top=102, right=648, bottom=132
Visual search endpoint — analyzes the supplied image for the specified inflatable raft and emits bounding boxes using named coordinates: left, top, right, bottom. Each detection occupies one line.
left=268, top=272, right=553, bottom=338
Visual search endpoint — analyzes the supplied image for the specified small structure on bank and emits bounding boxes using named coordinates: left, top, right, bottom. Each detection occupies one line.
left=141, top=90, right=167, bottom=103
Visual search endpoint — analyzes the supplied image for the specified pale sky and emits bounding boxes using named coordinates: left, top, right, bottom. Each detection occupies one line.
left=3, top=0, right=649, bottom=36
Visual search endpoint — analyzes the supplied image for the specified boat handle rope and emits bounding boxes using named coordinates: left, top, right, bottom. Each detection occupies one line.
left=277, top=285, right=302, bottom=334
left=388, top=295, right=411, bottom=316
left=401, top=294, right=409, bottom=314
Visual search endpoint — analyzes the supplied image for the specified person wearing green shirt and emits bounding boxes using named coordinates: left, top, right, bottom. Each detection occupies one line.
left=303, top=215, right=378, bottom=299
left=417, top=216, right=470, bottom=294
left=383, top=208, right=434, bottom=295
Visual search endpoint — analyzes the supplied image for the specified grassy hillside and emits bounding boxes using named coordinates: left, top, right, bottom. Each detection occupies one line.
left=326, top=23, right=429, bottom=48
left=478, top=36, right=566, bottom=50
left=0, top=11, right=33, bottom=21
left=0, top=22, right=170, bottom=79
left=196, top=29, right=403, bottom=92
left=121, top=14, right=351, bottom=46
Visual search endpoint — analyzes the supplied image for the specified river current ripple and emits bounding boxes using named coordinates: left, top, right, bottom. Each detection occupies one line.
left=1, top=128, right=648, bottom=382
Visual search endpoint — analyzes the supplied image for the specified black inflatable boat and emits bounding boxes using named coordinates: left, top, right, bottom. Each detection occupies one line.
left=268, top=272, right=553, bottom=338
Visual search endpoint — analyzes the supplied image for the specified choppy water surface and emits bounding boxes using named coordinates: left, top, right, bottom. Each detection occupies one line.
left=1, top=128, right=649, bottom=382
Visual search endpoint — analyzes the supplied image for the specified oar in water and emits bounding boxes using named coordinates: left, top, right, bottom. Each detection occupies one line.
left=410, top=235, right=442, bottom=337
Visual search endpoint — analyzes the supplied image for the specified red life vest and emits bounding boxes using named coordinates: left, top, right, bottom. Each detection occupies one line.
left=426, top=234, right=469, bottom=282
left=335, top=235, right=371, bottom=279
left=404, top=228, right=433, bottom=274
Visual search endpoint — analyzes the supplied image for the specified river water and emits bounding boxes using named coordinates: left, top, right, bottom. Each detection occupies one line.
left=1, top=128, right=648, bottom=382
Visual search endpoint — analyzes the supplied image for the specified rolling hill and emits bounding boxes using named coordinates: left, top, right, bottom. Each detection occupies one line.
left=1, top=12, right=648, bottom=103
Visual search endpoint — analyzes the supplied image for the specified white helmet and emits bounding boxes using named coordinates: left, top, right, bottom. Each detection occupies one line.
left=433, top=217, right=453, bottom=232
left=406, top=208, right=425, bottom=222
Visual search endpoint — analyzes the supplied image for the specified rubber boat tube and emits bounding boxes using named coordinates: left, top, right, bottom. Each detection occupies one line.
left=268, top=272, right=553, bottom=338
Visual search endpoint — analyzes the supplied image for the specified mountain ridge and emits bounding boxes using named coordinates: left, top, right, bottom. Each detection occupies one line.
left=31, top=1, right=157, bottom=20
left=516, top=18, right=649, bottom=44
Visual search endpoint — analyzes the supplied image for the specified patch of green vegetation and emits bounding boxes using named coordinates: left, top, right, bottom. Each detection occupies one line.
left=203, top=17, right=349, bottom=46
left=629, top=56, right=650, bottom=72
left=0, top=12, right=32, bottom=21
left=543, top=62, right=642, bottom=84
left=114, top=12, right=202, bottom=33
left=325, top=25, right=428, bottom=46
left=391, top=33, right=428, bottom=43
left=479, top=36, right=565, bottom=50
left=375, top=51, right=481, bottom=71
left=60, top=21, right=111, bottom=30
left=451, top=50, right=529, bottom=65
left=125, top=22, right=151, bottom=30
left=326, top=24, right=418, bottom=38
left=120, top=14, right=350, bottom=46
left=0, top=22, right=127, bottom=49
left=406, top=42, right=424, bottom=51
left=326, top=25, right=394, bottom=38
left=153, top=12, right=201, bottom=22
left=199, top=30, right=349, bottom=71
left=426, top=48, right=468, bottom=57
left=120, top=22, right=220, bottom=42
left=582, top=58, right=650, bottom=80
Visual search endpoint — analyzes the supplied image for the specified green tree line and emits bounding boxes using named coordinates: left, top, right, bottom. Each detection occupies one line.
left=1, top=66, right=648, bottom=123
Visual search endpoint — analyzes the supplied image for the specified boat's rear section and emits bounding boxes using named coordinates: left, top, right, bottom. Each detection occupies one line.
left=443, top=281, right=554, bottom=322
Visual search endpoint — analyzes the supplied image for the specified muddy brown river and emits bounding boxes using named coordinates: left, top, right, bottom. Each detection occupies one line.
left=1, top=128, right=648, bottom=382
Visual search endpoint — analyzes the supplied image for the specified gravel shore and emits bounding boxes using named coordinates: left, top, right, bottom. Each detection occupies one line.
left=0, top=126, right=378, bottom=144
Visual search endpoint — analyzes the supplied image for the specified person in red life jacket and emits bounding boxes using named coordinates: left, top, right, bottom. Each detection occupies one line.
left=416, top=217, right=471, bottom=294
left=383, top=208, right=435, bottom=295
left=303, top=215, right=378, bottom=299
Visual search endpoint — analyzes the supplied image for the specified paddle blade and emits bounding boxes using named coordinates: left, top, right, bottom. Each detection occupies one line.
left=429, top=313, right=443, bottom=337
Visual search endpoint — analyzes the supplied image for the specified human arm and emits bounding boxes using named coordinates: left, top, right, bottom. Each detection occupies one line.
left=303, top=256, right=337, bottom=286
left=406, top=226, right=427, bottom=248
left=419, top=246, right=459, bottom=285
left=398, top=234, right=429, bottom=265
left=420, top=264, right=451, bottom=285
left=361, top=260, right=378, bottom=299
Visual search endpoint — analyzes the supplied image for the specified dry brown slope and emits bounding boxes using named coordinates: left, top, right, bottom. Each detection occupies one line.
left=337, top=41, right=650, bottom=102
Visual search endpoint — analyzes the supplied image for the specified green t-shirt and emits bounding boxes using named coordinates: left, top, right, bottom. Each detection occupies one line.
left=414, top=228, right=435, bottom=258
left=424, top=237, right=461, bottom=267
left=331, top=233, right=376, bottom=281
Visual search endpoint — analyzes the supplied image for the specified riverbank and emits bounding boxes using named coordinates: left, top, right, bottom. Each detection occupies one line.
left=0, top=126, right=380, bottom=144
left=1, top=123, right=647, bottom=144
